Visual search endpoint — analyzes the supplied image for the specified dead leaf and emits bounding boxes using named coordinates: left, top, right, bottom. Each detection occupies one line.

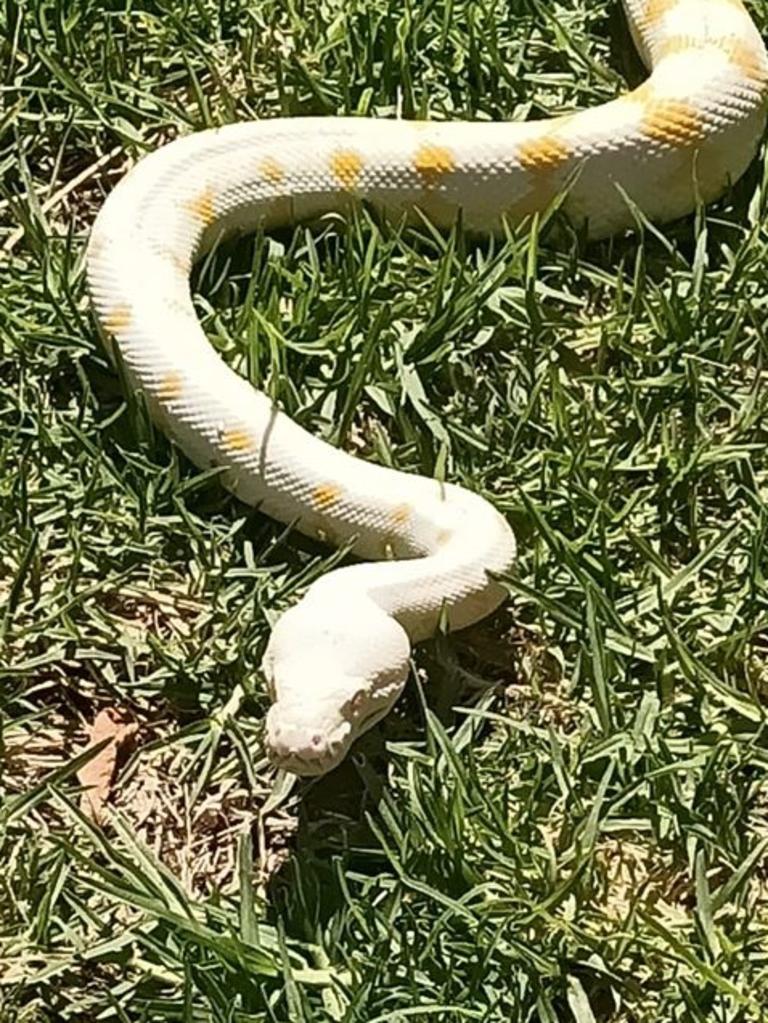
left=77, top=707, right=138, bottom=824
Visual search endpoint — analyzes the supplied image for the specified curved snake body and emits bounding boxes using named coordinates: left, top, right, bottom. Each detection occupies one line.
left=87, top=0, right=768, bottom=775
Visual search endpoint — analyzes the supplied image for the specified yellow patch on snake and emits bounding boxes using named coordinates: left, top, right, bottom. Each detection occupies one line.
left=220, top=428, right=253, bottom=453
left=644, top=0, right=678, bottom=24
left=312, top=483, right=343, bottom=510
left=184, top=186, right=216, bottom=226
left=261, top=157, right=285, bottom=184
left=722, top=37, right=768, bottom=87
left=390, top=504, right=412, bottom=528
left=156, top=372, right=184, bottom=401
left=641, top=100, right=705, bottom=145
left=414, top=144, right=456, bottom=187
left=517, top=135, right=572, bottom=171
left=103, top=306, right=132, bottom=334
left=330, top=150, right=365, bottom=189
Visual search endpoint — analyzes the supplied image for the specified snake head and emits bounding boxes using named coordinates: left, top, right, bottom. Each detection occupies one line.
left=261, top=594, right=411, bottom=776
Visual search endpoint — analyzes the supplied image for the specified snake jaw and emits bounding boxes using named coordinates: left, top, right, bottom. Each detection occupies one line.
left=263, top=670, right=406, bottom=776
left=264, top=707, right=353, bottom=776
left=264, top=674, right=408, bottom=776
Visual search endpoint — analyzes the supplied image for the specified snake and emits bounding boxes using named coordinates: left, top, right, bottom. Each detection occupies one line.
left=87, top=0, right=767, bottom=776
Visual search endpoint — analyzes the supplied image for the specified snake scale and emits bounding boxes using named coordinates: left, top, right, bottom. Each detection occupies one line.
left=87, top=0, right=768, bottom=775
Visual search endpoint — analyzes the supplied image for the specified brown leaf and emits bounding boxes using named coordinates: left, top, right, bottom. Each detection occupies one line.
left=77, top=707, right=138, bottom=825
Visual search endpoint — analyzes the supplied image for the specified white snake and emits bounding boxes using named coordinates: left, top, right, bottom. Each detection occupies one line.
left=87, top=0, right=767, bottom=776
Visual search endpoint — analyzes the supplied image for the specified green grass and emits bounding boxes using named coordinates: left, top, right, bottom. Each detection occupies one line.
left=2, top=0, right=768, bottom=1019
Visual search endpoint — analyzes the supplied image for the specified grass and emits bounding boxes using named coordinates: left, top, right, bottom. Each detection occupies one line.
left=2, top=0, right=768, bottom=1018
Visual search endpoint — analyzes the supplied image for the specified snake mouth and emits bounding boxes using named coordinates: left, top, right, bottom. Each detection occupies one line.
left=265, top=712, right=353, bottom=777
left=268, top=745, right=347, bottom=776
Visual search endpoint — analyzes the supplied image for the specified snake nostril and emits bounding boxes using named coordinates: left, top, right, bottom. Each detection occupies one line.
left=311, top=734, right=323, bottom=749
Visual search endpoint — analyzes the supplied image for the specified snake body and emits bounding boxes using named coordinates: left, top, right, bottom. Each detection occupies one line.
left=88, top=0, right=767, bottom=775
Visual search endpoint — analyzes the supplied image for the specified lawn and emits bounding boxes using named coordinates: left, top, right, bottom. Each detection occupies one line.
left=2, top=0, right=768, bottom=1019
